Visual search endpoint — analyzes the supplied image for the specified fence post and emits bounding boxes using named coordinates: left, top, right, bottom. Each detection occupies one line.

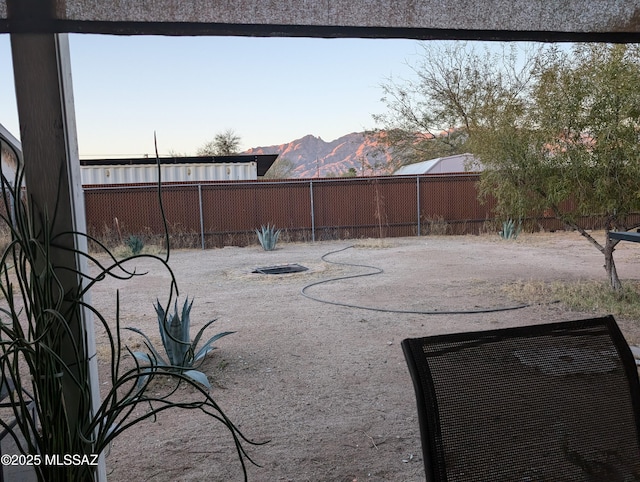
left=198, top=184, right=205, bottom=250
left=310, top=180, right=315, bottom=242
left=416, top=175, right=421, bottom=236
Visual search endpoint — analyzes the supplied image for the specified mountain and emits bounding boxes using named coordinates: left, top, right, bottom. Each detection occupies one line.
left=243, top=132, right=394, bottom=178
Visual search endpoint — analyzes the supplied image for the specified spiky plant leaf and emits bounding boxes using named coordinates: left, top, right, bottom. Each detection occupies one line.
left=124, top=326, right=169, bottom=366
left=166, top=301, right=188, bottom=365
left=499, top=218, right=522, bottom=240
left=131, top=298, right=234, bottom=382
left=194, top=331, right=235, bottom=362
left=183, top=369, right=211, bottom=389
left=154, top=299, right=190, bottom=366
left=179, top=297, right=194, bottom=364
left=125, top=235, right=144, bottom=255
left=191, top=318, right=219, bottom=350
left=153, top=301, right=169, bottom=354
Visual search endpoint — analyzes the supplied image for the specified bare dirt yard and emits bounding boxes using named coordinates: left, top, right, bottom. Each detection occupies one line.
left=89, top=231, right=640, bottom=482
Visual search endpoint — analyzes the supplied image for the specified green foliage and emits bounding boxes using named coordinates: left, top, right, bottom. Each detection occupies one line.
left=343, top=167, right=358, bottom=177
left=480, top=45, right=640, bottom=222
left=125, top=234, right=144, bottom=255
left=376, top=42, right=640, bottom=290
left=499, top=219, right=522, bottom=240
left=0, top=134, right=261, bottom=481
left=476, top=44, right=640, bottom=289
left=256, top=224, right=281, bottom=251
left=126, top=298, right=234, bottom=389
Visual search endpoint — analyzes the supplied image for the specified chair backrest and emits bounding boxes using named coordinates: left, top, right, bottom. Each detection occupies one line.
left=401, top=316, right=640, bottom=482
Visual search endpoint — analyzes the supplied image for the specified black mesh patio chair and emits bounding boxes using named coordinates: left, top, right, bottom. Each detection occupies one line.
left=401, top=316, right=640, bottom=482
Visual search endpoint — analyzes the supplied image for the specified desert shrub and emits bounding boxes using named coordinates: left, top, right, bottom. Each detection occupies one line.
left=421, top=215, right=449, bottom=235
left=125, top=234, right=144, bottom=255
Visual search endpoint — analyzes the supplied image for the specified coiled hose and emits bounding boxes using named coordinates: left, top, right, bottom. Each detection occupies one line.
left=300, top=245, right=530, bottom=315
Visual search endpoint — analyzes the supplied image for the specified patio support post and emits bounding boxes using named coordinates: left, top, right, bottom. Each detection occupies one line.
left=10, top=32, right=106, bottom=481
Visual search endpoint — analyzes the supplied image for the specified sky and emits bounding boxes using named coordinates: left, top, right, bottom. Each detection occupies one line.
left=0, top=34, right=431, bottom=158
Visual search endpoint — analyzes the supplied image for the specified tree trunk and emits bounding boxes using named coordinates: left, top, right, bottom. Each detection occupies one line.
left=604, top=236, right=622, bottom=292
left=570, top=222, right=622, bottom=292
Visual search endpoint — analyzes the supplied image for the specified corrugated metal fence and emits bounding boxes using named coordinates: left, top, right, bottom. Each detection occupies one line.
left=82, top=174, right=574, bottom=248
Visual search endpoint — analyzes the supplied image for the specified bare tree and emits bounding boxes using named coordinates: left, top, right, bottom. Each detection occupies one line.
left=197, top=129, right=241, bottom=156
left=373, top=42, right=539, bottom=166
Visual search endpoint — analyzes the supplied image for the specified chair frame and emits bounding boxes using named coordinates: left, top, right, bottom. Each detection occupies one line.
left=401, top=316, right=640, bottom=481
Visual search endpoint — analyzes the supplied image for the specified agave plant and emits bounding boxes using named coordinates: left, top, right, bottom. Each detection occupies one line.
left=0, top=132, right=262, bottom=481
left=256, top=223, right=281, bottom=251
left=126, top=298, right=234, bottom=388
left=499, top=218, right=522, bottom=240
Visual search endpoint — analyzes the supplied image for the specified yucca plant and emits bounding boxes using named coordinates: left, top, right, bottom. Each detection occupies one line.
left=256, top=223, right=281, bottom=251
left=126, top=298, right=234, bottom=388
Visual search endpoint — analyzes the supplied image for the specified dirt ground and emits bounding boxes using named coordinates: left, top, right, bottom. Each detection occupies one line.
left=88, top=231, right=640, bottom=482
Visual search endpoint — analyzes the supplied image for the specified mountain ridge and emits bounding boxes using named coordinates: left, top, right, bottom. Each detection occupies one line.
left=243, top=131, right=393, bottom=178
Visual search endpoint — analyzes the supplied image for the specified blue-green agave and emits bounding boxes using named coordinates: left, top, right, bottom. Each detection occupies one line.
left=499, top=218, right=522, bottom=240
left=126, top=298, right=234, bottom=388
left=256, top=223, right=281, bottom=251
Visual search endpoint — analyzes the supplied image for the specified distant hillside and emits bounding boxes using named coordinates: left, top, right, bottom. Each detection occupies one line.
left=243, top=132, right=394, bottom=178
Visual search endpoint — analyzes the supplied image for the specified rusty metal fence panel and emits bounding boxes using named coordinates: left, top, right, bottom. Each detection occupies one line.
left=84, top=184, right=202, bottom=246
left=200, top=180, right=313, bottom=247
left=89, top=174, right=617, bottom=249
left=418, top=175, right=494, bottom=234
left=310, top=176, right=423, bottom=240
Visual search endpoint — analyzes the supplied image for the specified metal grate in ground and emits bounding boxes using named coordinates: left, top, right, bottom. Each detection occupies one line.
left=252, top=264, right=308, bottom=275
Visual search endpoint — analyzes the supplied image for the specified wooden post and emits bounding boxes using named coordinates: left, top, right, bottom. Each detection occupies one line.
left=10, top=32, right=106, bottom=481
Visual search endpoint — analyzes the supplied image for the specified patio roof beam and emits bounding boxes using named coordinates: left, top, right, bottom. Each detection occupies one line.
left=2, top=0, right=640, bottom=42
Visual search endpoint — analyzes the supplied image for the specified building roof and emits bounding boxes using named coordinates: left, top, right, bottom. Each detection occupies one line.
left=393, top=153, right=481, bottom=175
left=79, top=154, right=278, bottom=177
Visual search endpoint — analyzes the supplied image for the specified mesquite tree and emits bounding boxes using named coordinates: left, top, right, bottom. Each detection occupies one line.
left=376, top=42, right=640, bottom=291
left=477, top=44, right=640, bottom=291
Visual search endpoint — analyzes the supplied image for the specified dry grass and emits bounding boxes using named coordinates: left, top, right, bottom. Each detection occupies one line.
left=353, top=238, right=393, bottom=249
left=88, top=221, right=202, bottom=253
left=421, top=215, right=450, bottom=235
left=503, top=279, right=640, bottom=319
left=106, top=243, right=165, bottom=258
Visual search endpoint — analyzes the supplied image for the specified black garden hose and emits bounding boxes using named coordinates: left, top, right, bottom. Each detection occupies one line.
left=300, top=245, right=530, bottom=315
